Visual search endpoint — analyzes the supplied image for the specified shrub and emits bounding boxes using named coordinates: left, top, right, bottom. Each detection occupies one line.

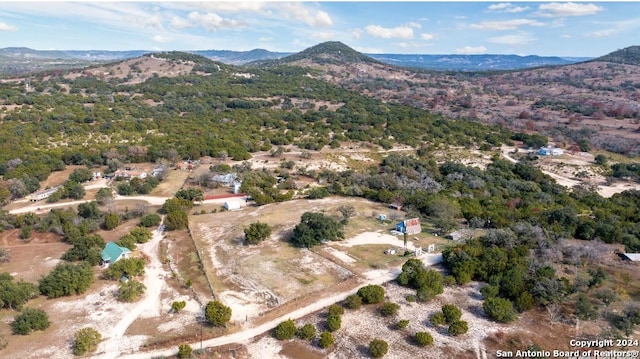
left=345, top=294, right=362, bottom=309
left=140, top=213, right=162, bottom=227
left=104, top=258, right=145, bottom=280
left=73, top=327, right=102, bottom=355
left=177, top=343, right=192, bottom=359
left=430, top=312, right=446, bottom=326
left=103, top=212, right=120, bottom=230
left=275, top=319, right=297, bottom=340
left=515, top=291, right=535, bottom=312
left=171, top=301, right=186, bottom=313
left=442, top=304, right=462, bottom=323
left=379, top=302, right=400, bottom=317
left=480, top=285, right=499, bottom=299
left=130, top=226, right=152, bottom=243
left=357, top=284, right=385, bottom=304
left=118, top=279, right=146, bottom=302
left=415, top=331, right=433, bottom=346
left=11, top=308, right=50, bottom=335
left=326, top=314, right=341, bottom=332
left=318, top=331, right=334, bottom=349
left=483, top=297, right=517, bottom=323
left=396, top=319, right=409, bottom=330
left=0, top=273, right=38, bottom=309
left=328, top=304, right=344, bottom=316
left=244, top=221, right=272, bottom=244
left=0, top=248, right=10, bottom=263
left=448, top=320, right=469, bottom=336
left=165, top=210, right=188, bottom=230
left=369, top=338, right=389, bottom=358
left=205, top=300, right=232, bottom=327
left=297, top=323, right=316, bottom=340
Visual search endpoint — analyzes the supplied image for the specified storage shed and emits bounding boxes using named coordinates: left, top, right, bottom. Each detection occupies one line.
left=224, top=201, right=241, bottom=211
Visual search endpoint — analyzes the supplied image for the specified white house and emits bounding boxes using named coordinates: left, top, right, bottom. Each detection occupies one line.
left=28, top=187, right=60, bottom=201
left=538, top=147, right=564, bottom=156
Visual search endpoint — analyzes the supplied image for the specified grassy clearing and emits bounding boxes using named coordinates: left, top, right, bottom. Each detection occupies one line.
left=150, top=169, right=190, bottom=197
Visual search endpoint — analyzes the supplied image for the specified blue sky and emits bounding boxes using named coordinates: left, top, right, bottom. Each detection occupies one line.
left=1, top=1, right=639, bottom=56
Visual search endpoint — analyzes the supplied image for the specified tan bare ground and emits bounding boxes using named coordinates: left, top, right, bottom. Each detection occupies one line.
left=189, top=197, right=398, bottom=323
left=242, top=281, right=513, bottom=359
left=150, top=169, right=191, bottom=197
left=0, top=241, right=70, bottom=282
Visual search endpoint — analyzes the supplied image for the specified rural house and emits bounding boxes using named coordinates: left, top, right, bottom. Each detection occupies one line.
left=113, top=168, right=148, bottom=180
left=395, top=218, right=422, bottom=235
left=101, top=242, right=132, bottom=267
left=537, top=147, right=564, bottom=156
left=211, top=173, right=237, bottom=186
left=28, top=186, right=60, bottom=201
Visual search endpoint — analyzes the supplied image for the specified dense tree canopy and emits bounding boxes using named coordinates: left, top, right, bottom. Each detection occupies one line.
left=38, top=262, right=94, bottom=298
left=0, top=273, right=39, bottom=309
left=290, top=212, right=344, bottom=248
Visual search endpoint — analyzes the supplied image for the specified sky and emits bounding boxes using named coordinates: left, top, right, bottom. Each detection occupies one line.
left=1, top=1, right=639, bottom=57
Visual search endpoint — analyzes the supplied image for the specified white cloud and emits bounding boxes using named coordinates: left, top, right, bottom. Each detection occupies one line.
left=352, top=29, right=363, bottom=39
left=192, top=2, right=266, bottom=14
left=487, top=3, right=530, bottom=13
left=309, top=31, right=335, bottom=41
left=0, top=22, right=17, bottom=31
left=126, top=13, right=163, bottom=29
left=152, top=35, right=170, bottom=43
left=456, top=46, right=487, bottom=54
left=588, top=17, right=640, bottom=38
left=170, top=16, right=191, bottom=29
left=259, top=37, right=273, bottom=42
left=488, top=33, right=536, bottom=46
left=420, top=33, right=435, bottom=41
left=470, top=19, right=544, bottom=30
left=406, top=22, right=422, bottom=29
left=536, top=2, right=603, bottom=17
left=187, top=11, right=247, bottom=31
left=354, top=46, right=385, bottom=54
left=365, top=24, right=414, bottom=39
left=276, top=3, right=333, bottom=27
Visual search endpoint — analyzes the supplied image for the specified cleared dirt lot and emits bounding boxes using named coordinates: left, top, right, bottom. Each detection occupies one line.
left=189, top=197, right=394, bottom=323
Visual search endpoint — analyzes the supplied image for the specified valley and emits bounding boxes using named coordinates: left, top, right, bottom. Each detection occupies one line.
left=0, top=41, right=639, bottom=359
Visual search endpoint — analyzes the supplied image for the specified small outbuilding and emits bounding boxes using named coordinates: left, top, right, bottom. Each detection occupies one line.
left=224, top=201, right=241, bottom=211
left=101, top=242, right=132, bottom=267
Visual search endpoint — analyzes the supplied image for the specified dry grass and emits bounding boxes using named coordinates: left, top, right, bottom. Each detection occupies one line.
left=0, top=241, right=71, bottom=283
left=151, top=169, right=191, bottom=197
left=164, top=228, right=213, bottom=298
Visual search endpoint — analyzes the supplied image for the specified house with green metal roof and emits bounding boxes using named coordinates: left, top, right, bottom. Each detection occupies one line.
left=101, top=242, right=132, bottom=266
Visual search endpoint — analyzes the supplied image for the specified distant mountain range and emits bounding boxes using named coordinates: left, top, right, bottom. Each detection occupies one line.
left=0, top=45, right=595, bottom=76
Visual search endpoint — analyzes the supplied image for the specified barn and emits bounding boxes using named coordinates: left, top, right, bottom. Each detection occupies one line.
left=395, top=218, right=421, bottom=235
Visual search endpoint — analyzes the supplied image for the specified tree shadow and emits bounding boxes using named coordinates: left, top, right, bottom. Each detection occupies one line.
left=356, top=344, right=370, bottom=357
left=467, top=304, right=487, bottom=319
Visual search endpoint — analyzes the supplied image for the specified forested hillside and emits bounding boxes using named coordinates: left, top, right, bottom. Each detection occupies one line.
left=0, top=52, right=509, bottom=204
